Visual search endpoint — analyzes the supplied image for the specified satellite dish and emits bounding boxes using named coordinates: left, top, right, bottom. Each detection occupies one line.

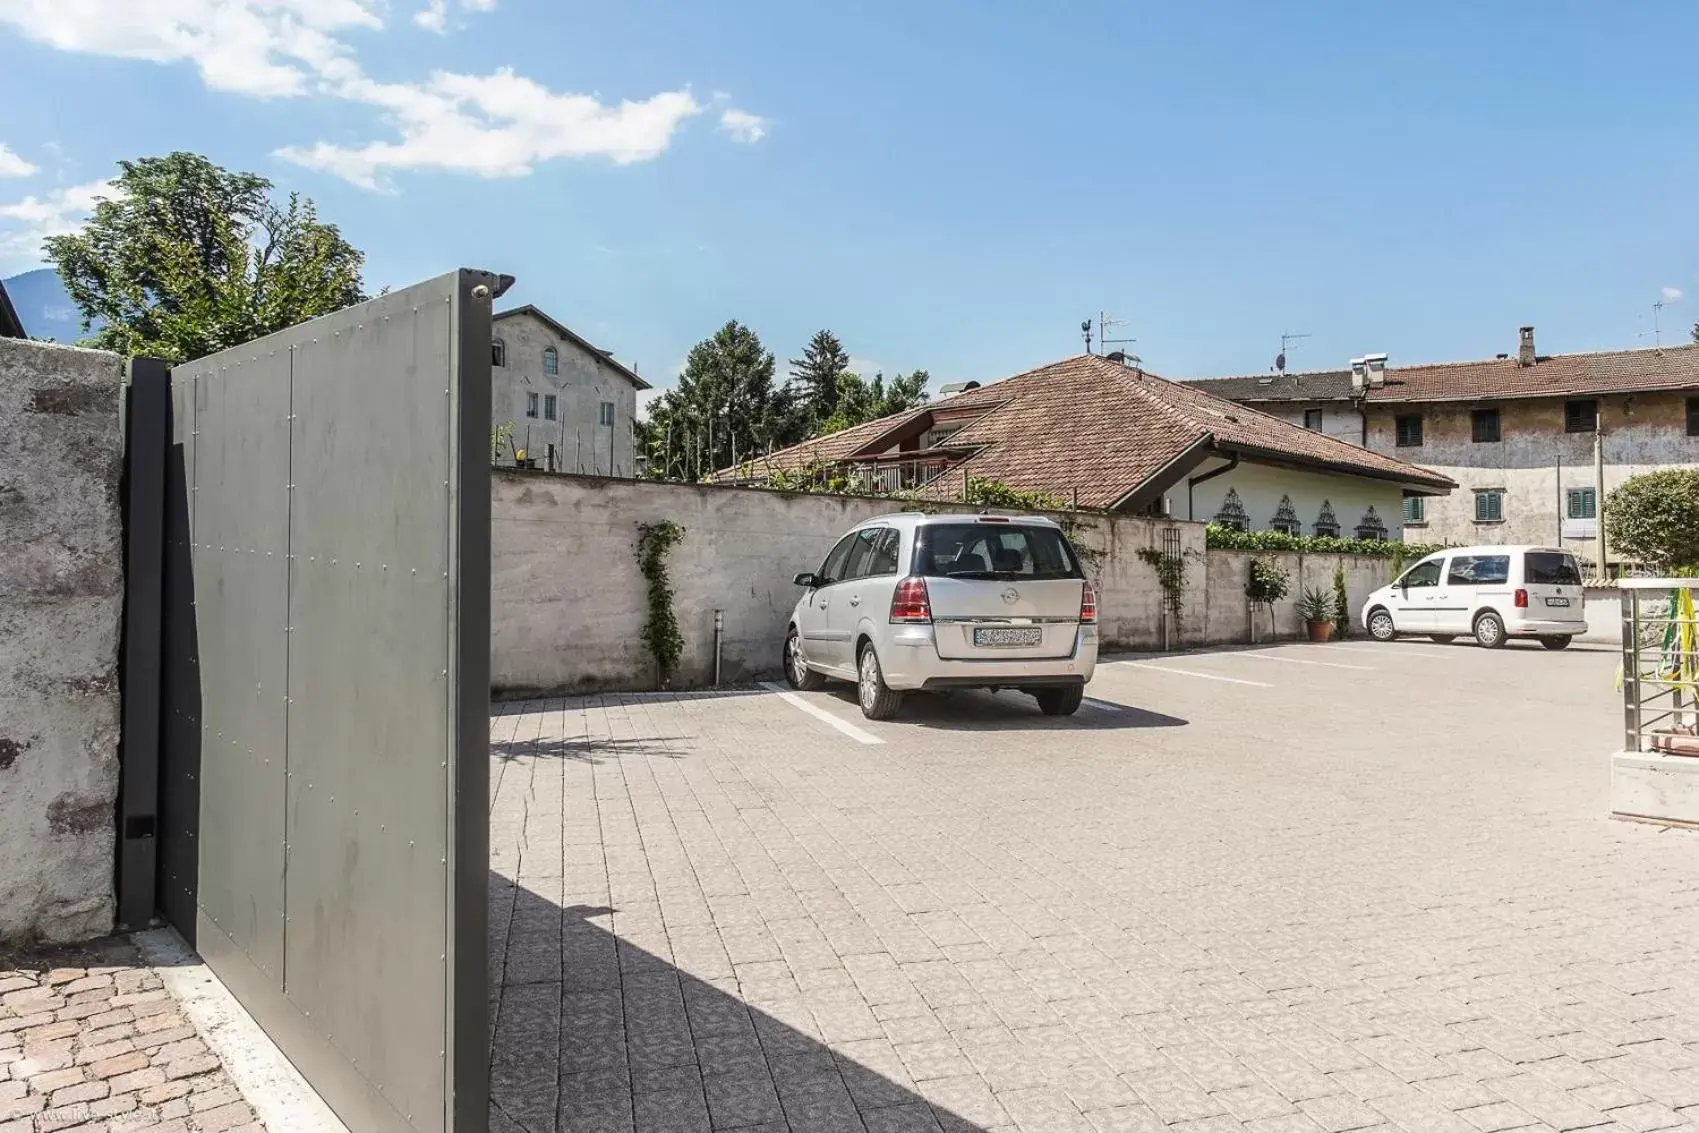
left=1275, top=352, right=1286, bottom=373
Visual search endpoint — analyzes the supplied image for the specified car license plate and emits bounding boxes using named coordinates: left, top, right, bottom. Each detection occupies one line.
left=974, top=625, right=1043, bottom=647
left=1545, top=597, right=1570, bottom=607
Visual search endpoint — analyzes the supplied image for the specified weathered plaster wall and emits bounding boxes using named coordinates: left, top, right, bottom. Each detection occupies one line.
left=0, top=339, right=124, bottom=944
left=491, top=310, right=641, bottom=476
left=491, top=471, right=1401, bottom=695
left=1178, top=456, right=1409, bottom=541
left=1365, top=392, right=1699, bottom=565
left=1244, top=402, right=1364, bottom=446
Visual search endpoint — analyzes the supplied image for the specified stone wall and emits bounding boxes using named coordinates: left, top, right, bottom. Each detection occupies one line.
left=491, top=471, right=1404, bottom=696
left=0, top=339, right=124, bottom=943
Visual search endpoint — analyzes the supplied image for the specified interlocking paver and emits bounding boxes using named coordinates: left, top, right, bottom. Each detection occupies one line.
left=493, top=649, right=1699, bottom=1131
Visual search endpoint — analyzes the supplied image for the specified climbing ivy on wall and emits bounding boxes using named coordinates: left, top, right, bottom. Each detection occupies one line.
left=636, top=521, right=686, bottom=683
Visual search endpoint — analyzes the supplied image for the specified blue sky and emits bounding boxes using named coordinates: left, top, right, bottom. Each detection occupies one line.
left=2, top=0, right=1696, bottom=404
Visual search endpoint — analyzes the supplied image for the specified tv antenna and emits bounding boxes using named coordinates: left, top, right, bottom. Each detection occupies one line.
left=1098, top=311, right=1137, bottom=357
left=1275, top=331, right=1310, bottom=374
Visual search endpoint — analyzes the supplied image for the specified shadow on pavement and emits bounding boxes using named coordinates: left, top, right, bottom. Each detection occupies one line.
left=817, top=687, right=1188, bottom=732
left=488, top=874, right=987, bottom=1133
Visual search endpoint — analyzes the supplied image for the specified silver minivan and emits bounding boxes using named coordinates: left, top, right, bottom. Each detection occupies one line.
left=1361, top=544, right=1588, bottom=648
left=783, top=513, right=1100, bottom=719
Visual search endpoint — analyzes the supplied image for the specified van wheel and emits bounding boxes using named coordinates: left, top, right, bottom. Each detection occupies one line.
left=1539, top=635, right=1573, bottom=651
left=1430, top=634, right=1456, bottom=644
left=1034, top=686, right=1084, bottom=717
left=1474, top=611, right=1507, bottom=649
left=1367, top=608, right=1397, bottom=641
left=784, top=627, right=825, bottom=691
left=857, top=645, right=903, bottom=720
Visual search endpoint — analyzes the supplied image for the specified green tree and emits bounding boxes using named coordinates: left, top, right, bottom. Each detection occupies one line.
left=1605, top=468, right=1699, bottom=570
left=45, top=152, right=367, bottom=363
left=645, top=320, right=785, bottom=479
left=788, top=330, right=851, bottom=425
left=820, top=369, right=931, bottom=433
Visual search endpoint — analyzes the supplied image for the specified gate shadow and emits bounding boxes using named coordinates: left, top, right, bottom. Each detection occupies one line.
left=490, top=872, right=987, bottom=1133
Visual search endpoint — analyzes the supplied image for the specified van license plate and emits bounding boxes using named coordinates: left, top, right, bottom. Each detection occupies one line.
left=1545, top=597, right=1570, bottom=607
left=974, top=626, right=1043, bottom=647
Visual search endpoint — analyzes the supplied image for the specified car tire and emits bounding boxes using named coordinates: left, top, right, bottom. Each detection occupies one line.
left=1430, top=634, right=1456, bottom=644
left=1474, top=611, right=1507, bottom=649
left=857, top=644, right=903, bottom=720
left=1367, top=608, right=1397, bottom=642
left=1034, top=685, right=1084, bottom=717
left=1539, top=635, right=1573, bottom=651
left=784, top=627, right=825, bottom=691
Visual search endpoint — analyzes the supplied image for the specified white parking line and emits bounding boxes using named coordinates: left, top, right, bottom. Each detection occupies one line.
left=1231, top=650, right=1375, bottom=671
left=759, top=682, right=885, bottom=744
left=1329, top=643, right=1452, bottom=659
left=1115, top=662, right=1272, bottom=688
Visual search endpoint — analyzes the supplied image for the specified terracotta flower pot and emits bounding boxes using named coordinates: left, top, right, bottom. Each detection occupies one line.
left=1305, top=619, right=1334, bottom=643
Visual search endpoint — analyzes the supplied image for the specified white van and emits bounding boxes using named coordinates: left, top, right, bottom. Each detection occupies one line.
left=1361, top=545, right=1587, bottom=649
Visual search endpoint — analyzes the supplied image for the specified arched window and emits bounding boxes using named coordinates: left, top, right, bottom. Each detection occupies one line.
left=1270, top=494, right=1301, bottom=535
left=543, top=346, right=558, bottom=375
left=1314, top=500, right=1340, bottom=538
left=1355, top=506, right=1388, bottom=540
left=1212, top=488, right=1249, bottom=531
left=492, top=338, right=506, bottom=368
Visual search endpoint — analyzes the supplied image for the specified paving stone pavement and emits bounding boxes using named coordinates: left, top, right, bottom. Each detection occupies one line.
left=487, top=643, right=1699, bottom=1133
left=0, top=937, right=264, bottom=1133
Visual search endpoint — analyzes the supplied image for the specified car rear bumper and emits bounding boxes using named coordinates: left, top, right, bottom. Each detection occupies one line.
left=877, top=624, right=1098, bottom=691
left=1507, top=618, right=1588, bottom=636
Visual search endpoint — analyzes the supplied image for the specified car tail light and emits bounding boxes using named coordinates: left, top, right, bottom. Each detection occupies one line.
left=1515, top=588, right=1529, bottom=608
left=889, top=576, right=932, bottom=623
left=1080, top=581, right=1098, bottom=624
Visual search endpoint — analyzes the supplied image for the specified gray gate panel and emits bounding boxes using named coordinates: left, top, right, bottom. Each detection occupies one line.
left=158, top=372, right=200, bottom=936
left=283, top=286, right=455, bottom=1132
left=190, top=355, right=291, bottom=982
left=162, top=269, right=495, bottom=1133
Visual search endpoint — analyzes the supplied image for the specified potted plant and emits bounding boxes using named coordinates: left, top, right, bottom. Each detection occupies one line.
left=1299, top=586, right=1334, bottom=642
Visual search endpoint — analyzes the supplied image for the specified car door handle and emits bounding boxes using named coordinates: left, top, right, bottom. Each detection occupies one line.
left=818, top=600, right=829, bottom=609
left=848, top=595, right=861, bottom=607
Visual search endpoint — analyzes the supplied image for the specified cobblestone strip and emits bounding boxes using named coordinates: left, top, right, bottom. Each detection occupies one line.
left=0, top=937, right=264, bottom=1133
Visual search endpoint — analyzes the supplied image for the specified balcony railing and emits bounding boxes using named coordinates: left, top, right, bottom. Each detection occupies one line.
left=1619, top=579, right=1699, bottom=756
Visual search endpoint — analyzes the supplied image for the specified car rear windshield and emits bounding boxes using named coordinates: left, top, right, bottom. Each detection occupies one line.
left=1525, top=551, right=1582, bottom=586
left=913, top=523, right=1083, bottom=580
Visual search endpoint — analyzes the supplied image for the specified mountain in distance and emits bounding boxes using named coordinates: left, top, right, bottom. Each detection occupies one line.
left=1, top=268, right=87, bottom=343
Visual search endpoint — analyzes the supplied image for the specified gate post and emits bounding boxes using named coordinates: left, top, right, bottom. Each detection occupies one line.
left=117, top=357, right=170, bottom=930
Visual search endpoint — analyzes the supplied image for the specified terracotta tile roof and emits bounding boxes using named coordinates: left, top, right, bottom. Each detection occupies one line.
left=734, top=354, right=1452, bottom=507
left=1180, top=370, right=1355, bottom=403
left=1366, top=343, right=1699, bottom=404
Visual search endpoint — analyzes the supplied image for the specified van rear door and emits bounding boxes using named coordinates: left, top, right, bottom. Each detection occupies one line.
left=1522, top=550, right=1585, bottom=627
left=915, top=521, right=1086, bottom=661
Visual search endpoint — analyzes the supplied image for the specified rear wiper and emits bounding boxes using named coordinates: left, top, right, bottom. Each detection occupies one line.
left=945, top=569, right=1000, bottom=579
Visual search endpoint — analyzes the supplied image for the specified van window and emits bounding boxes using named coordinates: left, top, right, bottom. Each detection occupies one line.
left=1447, top=554, right=1510, bottom=586
left=1399, top=559, right=1443, bottom=589
left=915, top=524, right=1082, bottom=580
left=1525, top=551, right=1582, bottom=586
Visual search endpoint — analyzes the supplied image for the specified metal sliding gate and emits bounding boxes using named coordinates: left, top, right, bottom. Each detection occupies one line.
left=119, top=269, right=499, bottom=1133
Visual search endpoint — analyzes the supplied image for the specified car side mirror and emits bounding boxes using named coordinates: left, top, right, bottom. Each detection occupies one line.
left=793, top=572, right=819, bottom=589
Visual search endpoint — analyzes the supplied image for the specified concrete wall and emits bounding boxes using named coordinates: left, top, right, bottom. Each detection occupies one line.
left=1178, top=456, right=1410, bottom=541
left=491, top=471, right=1405, bottom=695
left=0, top=339, right=124, bottom=944
left=492, top=309, right=641, bottom=477
left=1365, top=392, right=1699, bottom=567
left=1202, top=549, right=1395, bottom=645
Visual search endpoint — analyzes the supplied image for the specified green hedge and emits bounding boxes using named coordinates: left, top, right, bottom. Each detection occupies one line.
left=1205, top=523, right=1444, bottom=560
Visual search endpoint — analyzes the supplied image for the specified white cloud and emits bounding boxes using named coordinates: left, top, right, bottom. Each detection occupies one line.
left=0, top=143, right=38, bottom=178
left=0, top=178, right=111, bottom=272
left=1662, top=286, right=1684, bottom=303
left=413, top=0, right=446, bottom=32
left=0, top=0, right=731, bottom=189
left=717, top=107, right=769, bottom=144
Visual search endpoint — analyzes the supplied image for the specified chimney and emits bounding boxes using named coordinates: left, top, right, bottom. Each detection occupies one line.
left=1518, top=325, right=1535, bottom=367
left=1363, top=352, right=1388, bottom=387
left=1350, top=357, right=1367, bottom=394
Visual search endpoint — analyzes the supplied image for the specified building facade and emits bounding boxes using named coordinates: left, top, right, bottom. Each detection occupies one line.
left=491, top=305, right=649, bottom=477
left=1196, top=328, right=1699, bottom=570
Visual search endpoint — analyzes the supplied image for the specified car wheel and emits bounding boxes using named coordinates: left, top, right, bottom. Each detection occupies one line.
left=1539, top=635, right=1572, bottom=651
left=1474, top=611, right=1506, bottom=649
left=1034, top=685, right=1084, bottom=716
left=857, top=644, right=903, bottom=720
left=784, top=627, right=825, bottom=691
left=1367, top=608, right=1397, bottom=642
left=1430, top=634, right=1456, bottom=644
